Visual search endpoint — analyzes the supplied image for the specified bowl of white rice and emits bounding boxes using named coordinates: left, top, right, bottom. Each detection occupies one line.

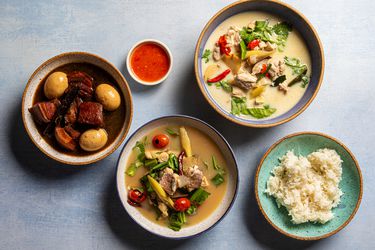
left=255, top=132, right=362, bottom=240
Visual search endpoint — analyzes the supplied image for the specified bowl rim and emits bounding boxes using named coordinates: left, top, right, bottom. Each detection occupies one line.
left=194, top=0, right=325, bottom=128
left=21, top=51, right=134, bottom=165
left=126, top=39, right=173, bottom=86
left=254, top=131, right=363, bottom=240
left=115, top=114, right=239, bottom=239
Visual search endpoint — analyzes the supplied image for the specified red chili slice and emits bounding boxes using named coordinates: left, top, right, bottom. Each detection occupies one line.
left=207, top=69, right=231, bottom=83
left=218, top=35, right=231, bottom=56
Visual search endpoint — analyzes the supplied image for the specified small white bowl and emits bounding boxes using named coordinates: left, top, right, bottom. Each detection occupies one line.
left=126, top=39, right=173, bottom=86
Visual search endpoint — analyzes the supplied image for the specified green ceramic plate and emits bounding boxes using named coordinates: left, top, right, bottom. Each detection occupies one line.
left=255, top=132, right=363, bottom=240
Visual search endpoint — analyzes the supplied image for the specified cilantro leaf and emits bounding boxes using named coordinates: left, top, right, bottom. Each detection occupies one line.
left=273, top=22, right=292, bottom=51
left=216, top=80, right=232, bottom=92
left=202, top=49, right=211, bottom=63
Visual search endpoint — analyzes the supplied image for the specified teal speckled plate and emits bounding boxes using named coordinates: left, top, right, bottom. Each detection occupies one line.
left=255, top=132, right=363, bottom=240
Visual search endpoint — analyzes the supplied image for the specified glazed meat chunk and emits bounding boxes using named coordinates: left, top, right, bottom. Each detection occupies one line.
left=28, top=99, right=60, bottom=124
left=77, top=102, right=104, bottom=127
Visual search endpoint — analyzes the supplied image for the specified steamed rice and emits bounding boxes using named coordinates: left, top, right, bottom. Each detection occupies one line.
left=265, top=148, right=343, bottom=224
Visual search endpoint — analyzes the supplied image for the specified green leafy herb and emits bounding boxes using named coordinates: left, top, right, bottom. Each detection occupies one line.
left=215, top=80, right=232, bottom=92
left=186, top=205, right=197, bottom=215
left=240, top=21, right=274, bottom=45
left=202, top=49, right=211, bottom=63
left=272, top=22, right=292, bottom=51
left=126, top=161, right=143, bottom=176
left=211, top=173, right=225, bottom=186
left=211, top=156, right=225, bottom=185
left=248, top=105, right=277, bottom=119
left=131, top=137, right=147, bottom=164
left=132, top=137, right=146, bottom=153
left=273, top=22, right=292, bottom=37
left=240, top=20, right=292, bottom=52
left=165, top=128, right=179, bottom=136
left=168, top=154, right=179, bottom=172
left=239, top=40, right=247, bottom=60
left=169, top=212, right=186, bottom=231
left=273, top=75, right=287, bottom=86
left=231, top=97, right=277, bottom=119
left=284, top=57, right=307, bottom=75
left=284, top=56, right=310, bottom=87
left=231, top=96, right=247, bottom=116
left=190, top=188, right=210, bottom=205
left=288, top=67, right=307, bottom=87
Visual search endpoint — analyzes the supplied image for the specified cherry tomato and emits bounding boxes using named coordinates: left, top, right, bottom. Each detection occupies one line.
left=152, top=134, right=169, bottom=148
left=248, top=39, right=260, bottom=50
left=174, top=198, right=191, bottom=212
left=128, top=189, right=146, bottom=204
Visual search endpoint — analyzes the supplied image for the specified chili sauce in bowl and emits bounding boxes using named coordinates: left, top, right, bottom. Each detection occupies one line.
left=127, top=39, right=173, bottom=85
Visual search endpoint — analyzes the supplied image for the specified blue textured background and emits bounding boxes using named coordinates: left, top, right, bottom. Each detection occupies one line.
left=1, top=0, right=374, bottom=249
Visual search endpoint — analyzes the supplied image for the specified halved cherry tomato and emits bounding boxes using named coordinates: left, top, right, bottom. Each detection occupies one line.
left=128, top=189, right=146, bottom=204
left=248, top=39, right=260, bottom=50
left=174, top=198, right=191, bottom=212
left=152, top=134, right=169, bottom=148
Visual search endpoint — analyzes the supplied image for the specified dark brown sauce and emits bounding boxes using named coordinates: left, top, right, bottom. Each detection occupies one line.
left=33, top=63, right=126, bottom=156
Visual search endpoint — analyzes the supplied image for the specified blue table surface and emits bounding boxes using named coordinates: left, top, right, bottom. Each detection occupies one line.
left=1, top=0, right=374, bottom=249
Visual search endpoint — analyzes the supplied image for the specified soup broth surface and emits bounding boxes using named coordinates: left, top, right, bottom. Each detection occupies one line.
left=125, top=125, right=228, bottom=228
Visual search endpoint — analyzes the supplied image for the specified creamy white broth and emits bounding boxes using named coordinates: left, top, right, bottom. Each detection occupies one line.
left=125, top=125, right=228, bottom=228
left=202, top=12, right=311, bottom=120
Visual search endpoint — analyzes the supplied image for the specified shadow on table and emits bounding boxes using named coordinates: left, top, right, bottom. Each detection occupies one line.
left=244, top=158, right=325, bottom=250
left=8, top=98, right=93, bottom=179
left=103, top=175, right=190, bottom=249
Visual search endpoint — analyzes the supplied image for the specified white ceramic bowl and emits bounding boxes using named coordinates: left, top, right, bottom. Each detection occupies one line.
left=126, top=39, right=173, bottom=86
left=22, top=52, right=133, bottom=165
left=116, top=115, right=238, bottom=238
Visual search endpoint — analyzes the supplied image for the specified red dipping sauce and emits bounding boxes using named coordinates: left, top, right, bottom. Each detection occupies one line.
left=130, top=43, right=170, bottom=82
